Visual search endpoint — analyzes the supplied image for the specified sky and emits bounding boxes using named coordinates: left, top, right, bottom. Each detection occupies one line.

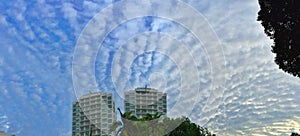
left=0, top=0, right=300, bottom=135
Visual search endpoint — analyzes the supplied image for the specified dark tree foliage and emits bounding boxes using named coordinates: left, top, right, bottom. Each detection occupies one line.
left=291, top=132, right=300, bottom=136
left=165, top=118, right=215, bottom=136
left=257, top=0, right=300, bottom=78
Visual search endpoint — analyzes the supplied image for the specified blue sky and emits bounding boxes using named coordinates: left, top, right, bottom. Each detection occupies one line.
left=1, top=0, right=300, bottom=135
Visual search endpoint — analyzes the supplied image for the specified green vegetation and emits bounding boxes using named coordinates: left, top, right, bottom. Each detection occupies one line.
left=166, top=118, right=215, bottom=136
left=111, top=108, right=215, bottom=136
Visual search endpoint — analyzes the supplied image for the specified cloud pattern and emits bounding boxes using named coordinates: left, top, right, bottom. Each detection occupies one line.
left=0, top=0, right=299, bottom=135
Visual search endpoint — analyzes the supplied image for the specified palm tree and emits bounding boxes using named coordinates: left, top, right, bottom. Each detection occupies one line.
left=114, top=108, right=139, bottom=135
left=153, top=112, right=162, bottom=119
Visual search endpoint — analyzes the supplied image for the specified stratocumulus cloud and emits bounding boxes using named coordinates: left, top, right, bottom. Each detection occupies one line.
left=0, top=0, right=300, bottom=135
left=73, top=1, right=225, bottom=130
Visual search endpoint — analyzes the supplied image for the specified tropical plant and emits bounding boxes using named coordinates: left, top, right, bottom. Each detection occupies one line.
left=111, top=108, right=215, bottom=136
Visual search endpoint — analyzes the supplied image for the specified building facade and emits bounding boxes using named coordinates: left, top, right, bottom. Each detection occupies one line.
left=124, top=87, right=167, bottom=118
left=72, top=92, right=116, bottom=136
left=0, top=131, right=15, bottom=136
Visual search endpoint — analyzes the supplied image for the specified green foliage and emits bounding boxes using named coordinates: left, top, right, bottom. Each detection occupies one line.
left=111, top=110, right=215, bottom=136
left=165, top=118, right=215, bottom=136
left=257, top=0, right=300, bottom=78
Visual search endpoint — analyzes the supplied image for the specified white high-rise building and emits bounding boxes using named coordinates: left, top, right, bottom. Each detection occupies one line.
left=72, top=92, right=116, bottom=136
left=124, top=87, right=167, bottom=118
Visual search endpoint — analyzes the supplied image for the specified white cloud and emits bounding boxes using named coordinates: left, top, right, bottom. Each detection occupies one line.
left=1, top=0, right=300, bottom=135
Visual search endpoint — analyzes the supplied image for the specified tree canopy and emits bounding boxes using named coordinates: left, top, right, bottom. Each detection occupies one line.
left=291, top=132, right=300, bottom=136
left=257, top=0, right=300, bottom=78
left=166, top=118, right=215, bottom=136
left=112, top=109, right=215, bottom=136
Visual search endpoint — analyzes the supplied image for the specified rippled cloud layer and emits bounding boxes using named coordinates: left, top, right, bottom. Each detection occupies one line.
left=0, top=0, right=300, bottom=135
